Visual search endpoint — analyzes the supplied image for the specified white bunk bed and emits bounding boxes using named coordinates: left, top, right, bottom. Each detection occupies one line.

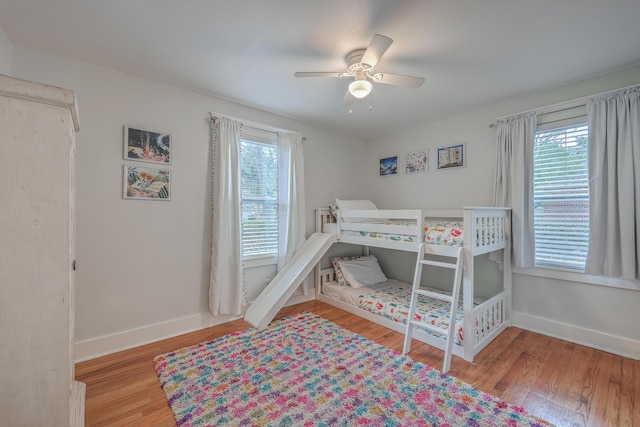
left=314, top=205, right=512, bottom=362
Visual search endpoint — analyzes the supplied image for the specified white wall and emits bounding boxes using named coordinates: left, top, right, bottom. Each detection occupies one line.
left=10, top=43, right=640, bottom=361
left=11, top=46, right=368, bottom=360
left=0, top=22, right=12, bottom=75
left=365, top=65, right=640, bottom=359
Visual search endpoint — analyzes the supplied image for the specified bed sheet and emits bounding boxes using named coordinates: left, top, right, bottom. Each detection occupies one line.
left=322, top=280, right=484, bottom=344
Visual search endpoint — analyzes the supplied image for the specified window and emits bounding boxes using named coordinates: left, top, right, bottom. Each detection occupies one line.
left=533, top=123, right=589, bottom=271
left=240, top=131, right=278, bottom=258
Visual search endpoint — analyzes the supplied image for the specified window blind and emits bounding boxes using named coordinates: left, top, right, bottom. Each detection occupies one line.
left=533, top=124, right=589, bottom=271
left=240, top=131, right=279, bottom=258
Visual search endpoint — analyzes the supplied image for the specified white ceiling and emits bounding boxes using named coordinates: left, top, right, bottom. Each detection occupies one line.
left=2, top=0, right=640, bottom=139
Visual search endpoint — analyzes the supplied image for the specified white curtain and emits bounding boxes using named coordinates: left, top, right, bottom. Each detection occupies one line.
left=586, top=87, right=640, bottom=280
left=492, top=113, right=537, bottom=268
left=209, top=117, right=244, bottom=316
left=277, top=132, right=307, bottom=293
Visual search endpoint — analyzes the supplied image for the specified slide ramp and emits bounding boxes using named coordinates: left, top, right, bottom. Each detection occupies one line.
left=244, top=232, right=336, bottom=330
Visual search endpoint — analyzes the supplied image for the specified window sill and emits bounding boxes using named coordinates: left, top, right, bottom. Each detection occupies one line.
left=243, top=255, right=278, bottom=269
left=513, top=266, right=640, bottom=291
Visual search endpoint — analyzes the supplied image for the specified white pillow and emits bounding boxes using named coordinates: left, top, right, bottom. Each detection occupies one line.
left=337, top=255, right=387, bottom=289
left=335, top=199, right=378, bottom=223
left=335, top=199, right=378, bottom=211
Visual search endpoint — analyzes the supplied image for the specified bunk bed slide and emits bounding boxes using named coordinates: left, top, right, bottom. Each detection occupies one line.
left=244, top=232, right=336, bottom=330
left=314, top=202, right=512, bottom=362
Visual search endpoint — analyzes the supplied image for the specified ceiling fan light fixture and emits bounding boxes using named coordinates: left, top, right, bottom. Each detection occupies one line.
left=294, top=34, right=424, bottom=103
left=348, top=78, right=372, bottom=99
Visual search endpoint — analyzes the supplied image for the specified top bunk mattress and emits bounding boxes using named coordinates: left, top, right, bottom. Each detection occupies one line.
left=325, top=220, right=465, bottom=246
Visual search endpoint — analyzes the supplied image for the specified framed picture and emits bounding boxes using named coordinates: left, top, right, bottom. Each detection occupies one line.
left=405, top=149, right=429, bottom=174
left=437, top=143, right=465, bottom=169
left=123, top=166, right=171, bottom=200
left=379, top=155, right=398, bottom=176
left=124, top=126, right=171, bottom=164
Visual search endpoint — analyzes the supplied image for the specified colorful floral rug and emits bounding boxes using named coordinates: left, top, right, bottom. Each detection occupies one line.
left=154, top=312, right=552, bottom=427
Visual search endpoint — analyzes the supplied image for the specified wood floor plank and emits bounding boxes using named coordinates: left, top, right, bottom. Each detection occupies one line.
left=583, top=350, right=614, bottom=427
left=523, top=340, right=572, bottom=415
left=551, top=343, right=594, bottom=426
left=619, top=358, right=640, bottom=427
left=494, top=333, right=559, bottom=407
left=471, top=331, right=532, bottom=393
left=526, top=341, right=579, bottom=424
left=605, top=355, right=623, bottom=427
left=76, top=300, right=638, bottom=427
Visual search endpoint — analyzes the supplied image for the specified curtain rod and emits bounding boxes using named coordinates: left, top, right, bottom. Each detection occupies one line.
left=488, top=82, right=640, bottom=128
left=209, top=111, right=306, bottom=142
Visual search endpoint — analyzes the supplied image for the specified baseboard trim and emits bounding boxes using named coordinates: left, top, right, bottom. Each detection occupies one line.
left=74, top=311, right=241, bottom=362
left=513, top=311, right=640, bottom=360
left=77, top=301, right=638, bottom=363
left=75, top=294, right=316, bottom=362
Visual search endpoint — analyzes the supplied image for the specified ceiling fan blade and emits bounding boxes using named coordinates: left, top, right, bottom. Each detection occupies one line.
left=376, top=72, right=425, bottom=88
left=294, top=72, right=344, bottom=78
left=342, top=89, right=356, bottom=105
left=361, top=34, right=393, bottom=69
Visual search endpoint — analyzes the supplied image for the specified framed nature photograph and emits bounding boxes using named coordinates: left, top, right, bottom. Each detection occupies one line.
left=437, top=143, right=465, bottom=169
left=379, top=155, right=398, bottom=176
left=405, top=149, right=429, bottom=174
left=124, top=126, right=171, bottom=164
left=123, top=166, right=171, bottom=200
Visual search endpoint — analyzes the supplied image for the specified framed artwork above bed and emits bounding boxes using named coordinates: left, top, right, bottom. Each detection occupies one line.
left=437, top=143, right=465, bottom=169
left=379, top=155, right=398, bottom=176
left=124, top=126, right=172, bottom=164
left=405, top=149, right=428, bottom=174
left=123, top=165, right=171, bottom=200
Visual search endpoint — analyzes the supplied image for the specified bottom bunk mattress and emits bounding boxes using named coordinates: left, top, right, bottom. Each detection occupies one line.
left=322, top=279, right=485, bottom=345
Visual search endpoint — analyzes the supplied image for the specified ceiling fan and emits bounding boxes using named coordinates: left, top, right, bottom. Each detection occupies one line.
left=294, top=34, right=425, bottom=102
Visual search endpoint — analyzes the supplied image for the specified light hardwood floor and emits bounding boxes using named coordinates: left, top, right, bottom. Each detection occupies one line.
left=76, top=300, right=639, bottom=427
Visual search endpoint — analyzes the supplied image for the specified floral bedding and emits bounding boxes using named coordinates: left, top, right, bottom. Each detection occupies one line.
left=340, top=220, right=465, bottom=246
left=424, top=221, right=464, bottom=246
left=356, top=282, right=484, bottom=344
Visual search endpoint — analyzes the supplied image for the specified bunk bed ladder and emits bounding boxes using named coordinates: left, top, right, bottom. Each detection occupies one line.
left=402, top=244, right=464, bottom=374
